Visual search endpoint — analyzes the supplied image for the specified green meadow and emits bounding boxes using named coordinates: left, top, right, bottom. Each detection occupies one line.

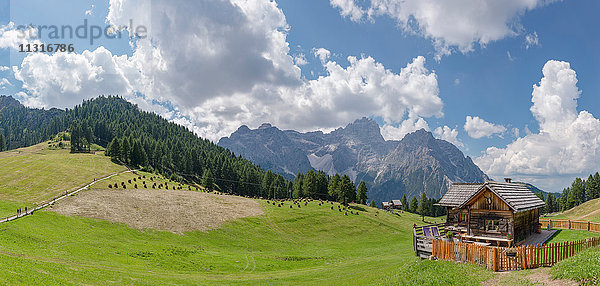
left=1, top=142, right=599, bottom=284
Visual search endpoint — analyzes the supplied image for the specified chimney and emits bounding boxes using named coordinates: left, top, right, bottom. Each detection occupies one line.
left=504, top=178, right=512, bottom=183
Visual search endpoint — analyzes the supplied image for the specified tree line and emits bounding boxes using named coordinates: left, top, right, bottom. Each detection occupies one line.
left=289, top=170, right=368, bottom=204
left=380, top=192, right=446, bottom=219
left=539, top=172, right=600, bottom=213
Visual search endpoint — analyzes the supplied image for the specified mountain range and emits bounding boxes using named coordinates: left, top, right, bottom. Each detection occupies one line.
left=219, top=118, right=489, bottom=202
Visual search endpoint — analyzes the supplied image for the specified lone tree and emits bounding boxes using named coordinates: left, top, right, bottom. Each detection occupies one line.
left=356, top=181, right=368, bottom=204
left=201, top=169, right=215, bottom=190
left=338, top=175, right=356, bottom=205
left=417, top=192, right=430, bottom=221
left=0, top=133, right=5, bottom=151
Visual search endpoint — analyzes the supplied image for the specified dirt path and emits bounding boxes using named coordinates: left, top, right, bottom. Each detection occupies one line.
left=1, top=169, right=138, bottom=223
left=482, top=268, right=578, bottom=286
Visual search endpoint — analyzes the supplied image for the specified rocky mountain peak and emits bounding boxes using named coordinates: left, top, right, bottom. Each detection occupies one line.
left=258, top=123, right=274, bottom=129
left=334, top=117, right=385, bottom=143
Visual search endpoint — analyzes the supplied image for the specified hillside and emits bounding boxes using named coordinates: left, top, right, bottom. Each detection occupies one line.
left=219, top=118, right=489, bottom=202
left=548, top=198, right=600, bottom=222
left=0, top=141, right=126, bottom=216
left=0, top=96, right=290, bottom=199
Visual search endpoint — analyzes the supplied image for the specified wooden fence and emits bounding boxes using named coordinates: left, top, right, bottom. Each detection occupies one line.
left=433, top=230, right=600, bottom=271
left=540, top=219, right=600, bottom=233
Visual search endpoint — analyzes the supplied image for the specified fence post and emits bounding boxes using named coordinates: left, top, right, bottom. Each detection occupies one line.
left=493, top=247, right=498, bottom=272
left=588, top=221, right=591, bottom=231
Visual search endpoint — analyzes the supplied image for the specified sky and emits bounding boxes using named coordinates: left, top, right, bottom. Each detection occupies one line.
left=1, top=0, right=600, bottom=192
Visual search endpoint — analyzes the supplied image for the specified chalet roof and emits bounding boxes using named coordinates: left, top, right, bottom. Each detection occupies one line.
left=436, top=183, right=482, bottom=207
left=437, top=181, right=545, bottom=212
left=391, top=200, right=402, bottom=206
left=382, top=202, right=390, bottom=207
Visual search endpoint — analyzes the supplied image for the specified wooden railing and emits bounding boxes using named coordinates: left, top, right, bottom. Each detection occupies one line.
left=540, top=219, right=600, bottom=233
left=413, top=223, right=447, bottom=258
left=433, top=236, right=600, bottom=271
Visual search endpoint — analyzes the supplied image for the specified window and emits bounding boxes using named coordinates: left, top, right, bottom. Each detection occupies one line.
left=485, top=220, right=500, bottom=232
left=460, top=213, right=468, bottom=222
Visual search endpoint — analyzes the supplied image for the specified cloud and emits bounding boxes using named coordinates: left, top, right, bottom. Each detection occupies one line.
left=0, top=66, right=9, bottom=71
left=512, top=127, right=520, bottom=138
left=331, top=0, right=547, bottom=59
left=464, top=116, right=507, bottom=139
left=294, top=53, right=308, bottom=66
left=507, top=51, right=515, bottom=61
left=85, top=4, right=95, bottom=16
left=0, top=22, right=41, bottom=50
left=13, top=0, right=443, bottom=143
left=13, top=47, right=138, bottom=108
left=330, top=0, right=366, bottom=22
left=475, top=60, right=600, bottom=190
left=313, top=48, right=331, bottom=64
left=0, top=78, right=11, bottom=87
left=525, top=31, right=539, bottom=49
left=381, top=117, right=430, bottom=140
left=434, top=125, right=463, bottom=147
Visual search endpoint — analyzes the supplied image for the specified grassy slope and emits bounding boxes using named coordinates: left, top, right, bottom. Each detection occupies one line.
left=0, top=201, right=493, bottom=285
left=0, top=144, right=495, bottom=285
left=547, top=198, right=600, bottom=222
left=0, top=142, right=127, bottom=213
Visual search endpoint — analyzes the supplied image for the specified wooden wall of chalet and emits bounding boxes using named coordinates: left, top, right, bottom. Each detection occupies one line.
left=466, top=189, right=513, bottom=238
left=513, top=208, right=539, bottom=241
left=470, top=189, right=511, bottom=211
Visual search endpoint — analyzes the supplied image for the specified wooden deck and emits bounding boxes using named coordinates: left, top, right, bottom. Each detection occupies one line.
left=517, top=229, right=557, bottom=246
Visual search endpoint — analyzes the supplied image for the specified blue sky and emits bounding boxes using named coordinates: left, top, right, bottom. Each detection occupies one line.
left=1, top=0, right=600, bottom=191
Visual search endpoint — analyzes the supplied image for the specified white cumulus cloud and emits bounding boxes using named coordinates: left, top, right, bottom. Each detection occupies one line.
left=476, top=60, right=600, bottom=190
left=12, top=0, right=444, bottom=143
left=464, top=116, right=507, bottom=139
left=434, top=125, right=463, bottom=147
left=313, top=48, right=332, bottom=64
left=331, top=0, right=548, bottom=59
left=381, top=117, right=430, bottom=140
left=330, top=0, right=366, bottom=22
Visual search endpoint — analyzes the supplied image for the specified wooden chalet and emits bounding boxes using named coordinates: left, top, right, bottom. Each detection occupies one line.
left=381, top=201, right=391, bottom=210
left=390, top=200, right=402, bottom=210
left=436, top=178, right=545, bottom=246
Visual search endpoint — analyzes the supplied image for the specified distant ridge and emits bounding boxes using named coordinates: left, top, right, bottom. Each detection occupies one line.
left=219, top=118, right=489, bottom=202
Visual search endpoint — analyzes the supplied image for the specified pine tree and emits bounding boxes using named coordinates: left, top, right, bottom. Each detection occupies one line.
left=589, top=172, right=600, bottom=199
left=302, top=170, right=317, bottom=198
left=338, top=175, right=355, bottom=205
left=108, top=137, right=121, bottom=162
left=417, top=192, right=429, bottom=221
left=369, top=200, right=376, bottom=207
left=409, top=197, right=418, bottom=213
left=201, top=169, right=215, bottom=191
left=356, top=181, right=368, bottom=204
left=0, top=133, right=5, bottom=151
left=292, top=173, right=304, bottom=199
left=120, top=137, right=130, bottom=164
left=401, top=194, right=408, bottom=211
left=328, top=174, right=340, bottom=200
left=536, top=192, right=546, bottom=214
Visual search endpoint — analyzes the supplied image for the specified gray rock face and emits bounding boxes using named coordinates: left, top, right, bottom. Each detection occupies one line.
left=218, top=117, right=489, bottom=202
